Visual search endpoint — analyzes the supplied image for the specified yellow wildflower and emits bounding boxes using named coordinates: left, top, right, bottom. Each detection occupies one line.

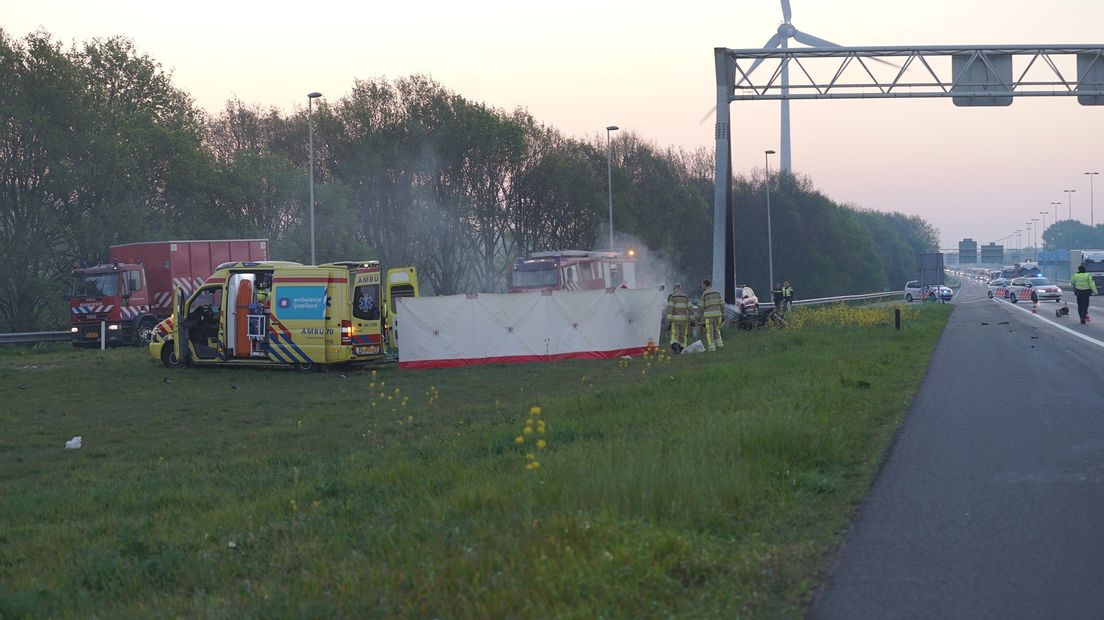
left=536, top=439, right=546, bottom=449
left=515, top=436, right=525, bottom=444
left=529, top=406, right=541, bottom=416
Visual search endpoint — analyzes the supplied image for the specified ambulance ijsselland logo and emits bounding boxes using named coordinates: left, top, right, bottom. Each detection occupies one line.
left=275, top=287, right=325, bottom=320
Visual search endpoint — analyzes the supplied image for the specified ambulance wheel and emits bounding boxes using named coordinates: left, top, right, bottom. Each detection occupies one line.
left=294, top=361, right=317, bottom=373
left=136, top=317, right=158, bottom=346
left=161, top=344, right=184, bottom=369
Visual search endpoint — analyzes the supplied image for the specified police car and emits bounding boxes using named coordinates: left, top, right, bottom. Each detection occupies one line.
left=1006, top=277, right=1062, bottom=304
left=986, top=278, right=1010, bottom=299
left=904, top=281, right=954, bottom=302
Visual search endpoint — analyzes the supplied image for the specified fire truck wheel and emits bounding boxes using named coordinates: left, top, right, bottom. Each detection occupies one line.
left=136, top=317, right=158, bottom=346
left=161, top=343, right=184, bottom=369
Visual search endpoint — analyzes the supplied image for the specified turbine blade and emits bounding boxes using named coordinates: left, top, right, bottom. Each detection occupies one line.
left=780, top=0, right=792, bottom=22
left=736, top=34, right=782, bottom=85
left=762, top=33, right=783, bottom=51
left=792, top=30, right=842, bottom=48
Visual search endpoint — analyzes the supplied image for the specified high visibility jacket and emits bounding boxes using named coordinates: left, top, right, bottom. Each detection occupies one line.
left=666, top=292, right=690, bottom=321
left=1072, top=271, right=1098, bottom=294
left=701, top=287, right=723, bottom=318
left=782, top=286, right=793, bottom=299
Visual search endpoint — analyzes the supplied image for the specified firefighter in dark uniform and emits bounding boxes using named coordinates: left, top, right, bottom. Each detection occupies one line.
left=771, top=283, right=784, bottom=313
left=666, top=283, right=691, bottom=353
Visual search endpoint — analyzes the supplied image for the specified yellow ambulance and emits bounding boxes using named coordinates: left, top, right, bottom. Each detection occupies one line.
left=149, top=260, right=418, bottom=370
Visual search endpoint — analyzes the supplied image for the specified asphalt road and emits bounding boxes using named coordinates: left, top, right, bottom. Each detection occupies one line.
left=809, top=276, right=1104, bottom=619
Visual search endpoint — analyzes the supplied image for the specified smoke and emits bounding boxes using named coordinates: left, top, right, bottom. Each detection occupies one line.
left=614, top=232, right=684, bottom=295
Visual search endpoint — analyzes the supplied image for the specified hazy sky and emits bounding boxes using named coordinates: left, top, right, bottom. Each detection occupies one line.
left=7, top=0, right=1104, bottom=248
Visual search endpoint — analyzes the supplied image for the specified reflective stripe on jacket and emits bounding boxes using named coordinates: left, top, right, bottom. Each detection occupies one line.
left=1072, top=271, right=1098, bottom=294
left=666, top=293, right=690, bottom=321
left=701, top=288, right=723, bottom=318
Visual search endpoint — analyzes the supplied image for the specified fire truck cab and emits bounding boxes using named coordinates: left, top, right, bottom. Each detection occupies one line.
left=508, top=250, right=637, bottom=293
left=150, top=260, right=418, bottom=370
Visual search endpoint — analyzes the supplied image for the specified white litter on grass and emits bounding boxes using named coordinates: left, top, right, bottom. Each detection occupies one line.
left=681, top=340, right=706, bottom=354
left=65, top=436, right=82, bottom=449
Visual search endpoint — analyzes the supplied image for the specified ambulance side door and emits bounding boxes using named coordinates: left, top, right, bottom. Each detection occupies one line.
left=384, top=267, right=419, bottom=353
left=351, top=268, right=383, bottom=357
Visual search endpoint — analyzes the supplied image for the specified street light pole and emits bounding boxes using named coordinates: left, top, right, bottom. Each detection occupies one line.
left=1031, top=218, right=1039, bottom=260
left=605, top=125, right=619, bottom=249
left=1064, top=189, right=1077, bottom=222
left=1086, top=171, right=1099, bottom=227
left=1051, top=201, right=1063, bottom=223
left=764, top=149, right=777, bottom=293
left=308, top=91, right=322, bottom=265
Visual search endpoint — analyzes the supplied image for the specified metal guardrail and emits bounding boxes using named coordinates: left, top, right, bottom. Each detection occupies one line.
left=0, top=331, right=71, bottom=345
left=728, top=290, right=906, bottom=318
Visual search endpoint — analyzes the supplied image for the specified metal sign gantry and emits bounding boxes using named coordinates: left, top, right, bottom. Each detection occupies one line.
left=713, top=44, right=1104, bottom=303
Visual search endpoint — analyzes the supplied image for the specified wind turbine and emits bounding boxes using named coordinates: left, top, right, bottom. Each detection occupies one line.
left=739, top=0, right=889, bottom=173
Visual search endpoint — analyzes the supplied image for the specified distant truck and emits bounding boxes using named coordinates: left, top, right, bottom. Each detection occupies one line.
left=69, top=240, right=268, bottom=347
left=1071, top=250, right=1104, bottom=295
left=508, top=250, right=637, bottom=293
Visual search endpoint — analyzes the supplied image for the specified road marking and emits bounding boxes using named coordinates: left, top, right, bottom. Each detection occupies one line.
left=991, top=298, right=1104, bottom=348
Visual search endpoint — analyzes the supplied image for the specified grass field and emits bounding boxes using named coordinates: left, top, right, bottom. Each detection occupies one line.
left=0, top=302, right=951, bottom=618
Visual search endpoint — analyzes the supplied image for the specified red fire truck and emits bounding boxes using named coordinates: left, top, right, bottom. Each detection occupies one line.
left=507, top=250, right=637, bottom=293
left=69, top=239, right=268, bottom=347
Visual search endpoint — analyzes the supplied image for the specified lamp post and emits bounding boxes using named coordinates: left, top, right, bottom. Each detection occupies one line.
left=1086, top=171, right=1099, bottom=227
left=1064, top=189, right=1077, bottom=222
left=1051, top=201, right=1062, bottom=223
left=1039, top=210, right=1049, bottom=278
left=605, top=125, right=619, bottom=249
left=764, top=149, right=777, bottom=292
left=1031, top=218, right=1039, bottom=260
left=308, top=91, right=322, bottom=265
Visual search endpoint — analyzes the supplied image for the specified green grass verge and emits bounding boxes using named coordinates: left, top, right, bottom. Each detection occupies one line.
left=0, top=303, right=951, bottom=618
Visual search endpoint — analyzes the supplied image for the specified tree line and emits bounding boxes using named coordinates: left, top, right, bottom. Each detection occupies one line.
left=0, top=30, right=938, bottom=332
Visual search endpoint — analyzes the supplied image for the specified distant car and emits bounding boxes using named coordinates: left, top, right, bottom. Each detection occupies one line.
left=904, top=280, right=921, bottom=302
left=904, top=281, right=953, bottom=303
left=1007, top=277, right=1062, bottom=304
left=986, top=278, right=1010, bottom=299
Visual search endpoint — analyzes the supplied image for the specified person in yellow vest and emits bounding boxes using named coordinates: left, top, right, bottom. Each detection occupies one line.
left=666, top=283, right=691, bottom=353
left=781, top=281, right=794, bottom=314
left=1072, top=264, right=1098, bottom=324
left=700, top=279, right=724, bottom=351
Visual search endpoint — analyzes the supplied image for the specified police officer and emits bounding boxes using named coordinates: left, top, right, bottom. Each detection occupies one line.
left=772, top=282, right=784, bottom=312
left=666, top=283, right=691, bottom=353
left=781, top=281, right=794, bottom=314
left=700, top=279, right=724, bottom=351
left=1072, top=264, right=1098, bottom=324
